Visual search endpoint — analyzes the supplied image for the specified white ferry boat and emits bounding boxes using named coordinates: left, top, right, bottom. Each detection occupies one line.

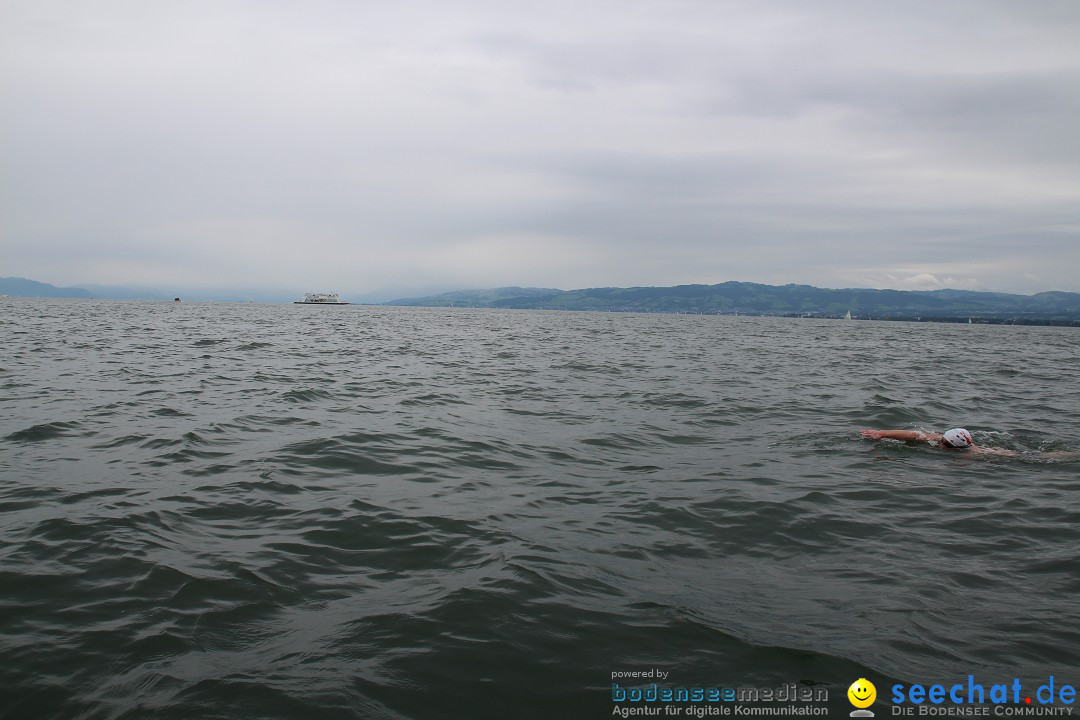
left=294, top=293, right=350, bottom=305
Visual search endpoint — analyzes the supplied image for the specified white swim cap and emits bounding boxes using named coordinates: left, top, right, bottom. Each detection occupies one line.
left=943, top=428, right=973, bottom=448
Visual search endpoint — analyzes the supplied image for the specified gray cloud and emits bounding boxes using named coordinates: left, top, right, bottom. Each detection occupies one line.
left=2, top=0, right=1078, bottom=297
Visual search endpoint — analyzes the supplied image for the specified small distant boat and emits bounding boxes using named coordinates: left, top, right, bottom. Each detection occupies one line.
left=844, top=310, right=853, bottom=320
left=294, top=293, right=350, bottom=305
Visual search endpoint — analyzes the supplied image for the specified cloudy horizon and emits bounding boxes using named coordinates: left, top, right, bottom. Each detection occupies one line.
left=3, top=0, right=1079, bottom=297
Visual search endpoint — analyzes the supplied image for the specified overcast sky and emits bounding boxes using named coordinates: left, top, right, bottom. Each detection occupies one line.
left=2, top=0, right=1079, bottom=299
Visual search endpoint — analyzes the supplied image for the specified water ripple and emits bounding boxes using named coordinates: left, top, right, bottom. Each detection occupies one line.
left=1, top=301, right=1078, bottom=719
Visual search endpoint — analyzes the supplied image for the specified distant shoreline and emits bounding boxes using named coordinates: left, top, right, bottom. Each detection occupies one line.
left=381, top=281, right=1080, bottom=325
left=4, top=277, right=1080, bottom=325
left=5, top=295, right=1078, bottom=327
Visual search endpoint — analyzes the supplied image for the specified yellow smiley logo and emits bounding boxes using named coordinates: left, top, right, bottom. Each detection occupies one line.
left=848, top=678, right=876, bottom=708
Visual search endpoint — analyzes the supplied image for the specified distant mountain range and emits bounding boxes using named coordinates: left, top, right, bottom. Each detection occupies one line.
left=5, top=277, right=1079, bottom=324
left=0, top=277, right=288, bottom=302
left=0, top=277, right=455, bottom=304
left=0, top=277, right=95, bottom=298
left=0, top=277, right=199, bottom=300
left=385, top=283, right=1080, bottom=324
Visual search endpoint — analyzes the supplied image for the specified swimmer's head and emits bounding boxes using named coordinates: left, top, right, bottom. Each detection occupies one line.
left=942, top=428, right=973, bottom=449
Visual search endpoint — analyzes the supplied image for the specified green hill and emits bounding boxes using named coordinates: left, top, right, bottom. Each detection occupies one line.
left=386, top=282, right=1080, bottom=324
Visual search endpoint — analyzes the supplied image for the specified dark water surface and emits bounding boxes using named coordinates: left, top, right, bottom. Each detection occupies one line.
left=2, top=299, right=1078, bottom=719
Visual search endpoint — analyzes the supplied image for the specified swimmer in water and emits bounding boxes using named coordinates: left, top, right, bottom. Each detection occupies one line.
left=861, top=427, right=978, bottom=450
left=860, top=428, right=1080, bottom=459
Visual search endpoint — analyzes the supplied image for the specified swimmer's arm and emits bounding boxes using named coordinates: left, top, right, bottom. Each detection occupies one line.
left=860, top=429, right=941, bottom=443
left=971, top=446, right=1016, bottom=457
left=973, top=447, right=1080, bottom=459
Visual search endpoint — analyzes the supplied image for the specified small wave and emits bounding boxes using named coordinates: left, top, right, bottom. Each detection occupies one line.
left=5, top=420, right=82, bottom=442
left=279, top=388, right=336, bottom=403
left=230, top=479, right=305, bottom=495
left=210, top=414, right=319, bottom=435
left=151, top=406, right=191, bottom=417
left=652, top=430, right=710, bottom=445
left=398, top=391, right=468, bottom=407
left=638, top=392, right=709, bottom=409
left=269, top=434, right=417, bottom=475
left=147, top=448, right=231, bottom=466
left=141, top=437, right=182, bottom=450
left=581, top=432, right=656, bottom=451
left=89, top=434, right=149, bottom=449
left=59, top=487, right=132, bottom=505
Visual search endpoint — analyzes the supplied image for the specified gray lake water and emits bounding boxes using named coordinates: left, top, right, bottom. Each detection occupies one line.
left=2, top=299, right=1078, bottom=719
